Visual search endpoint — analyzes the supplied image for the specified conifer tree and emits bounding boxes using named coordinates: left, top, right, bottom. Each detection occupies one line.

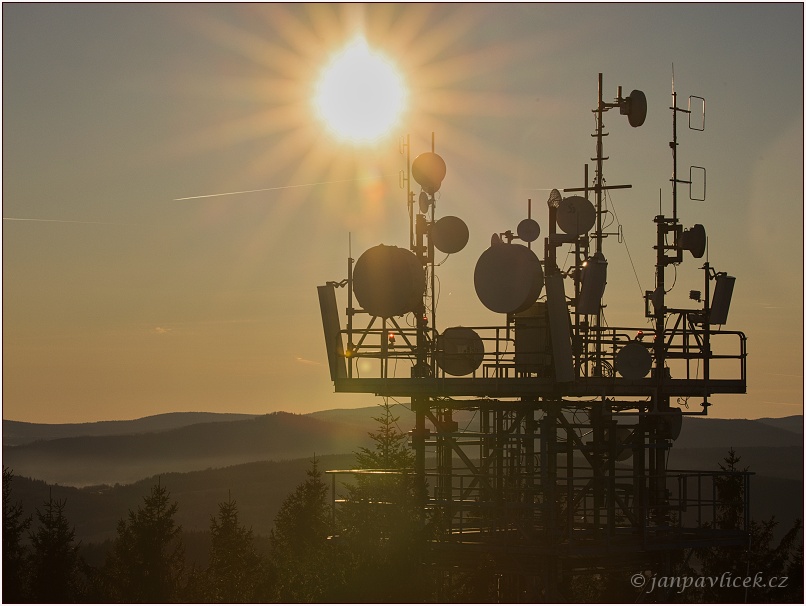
left=337, top=402, right=430, bottom=602
left=354, top=401, right=415, bottom=471
left=3, top=467, right=31, bottom=603
left=206, top=493, right=264, bottom=603
left=684, top=449, right=803, bottom=603
left=106, top=480, right=184, bottom=603
left=28, top=491, right=80, bottom=602
left=270, top=456, right=335, bottom=603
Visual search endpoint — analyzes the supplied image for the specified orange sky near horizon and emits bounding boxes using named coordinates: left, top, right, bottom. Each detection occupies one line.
left=3, top=3, right=803, bottom=424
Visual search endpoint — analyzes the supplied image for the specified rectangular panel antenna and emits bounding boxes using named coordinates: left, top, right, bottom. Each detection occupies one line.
left=318, top=284, right=348, bottom=381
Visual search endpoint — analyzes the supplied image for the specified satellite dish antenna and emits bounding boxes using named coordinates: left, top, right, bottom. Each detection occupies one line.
left=353, top=245, right=425, bottom=318
left=412, top=152, right=446, bottom=195
left=436, top=326, right=485, bottom=376
left=491, top=233, right=503, bottom=246
left=418, top=191, right=431, bottom=214
left=432, top=215, right=469, bottom=254
left=615, top=340, right=652, bottom=380
left=678, top=224, right=706, bottom=258
left=474, top=243, right=544, bottom=314
left=620, top=89, right=647, bottom=127
left=517, top=218, right=540, bottom=243
left=557, top=196, right=596, bottom=236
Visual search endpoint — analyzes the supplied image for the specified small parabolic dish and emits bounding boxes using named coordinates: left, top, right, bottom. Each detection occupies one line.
left=491, top=233, right=503, bottom=246
left=624, top=89, right=647, bottom=128
left=353, top=244, right=425, bottom=318
left=557, top=196, right=596, bottom=236
left=436, top=326, right=485, bottom=376
left=432, top=215, right=469, bottom=254
left=615, top=340, right=652, bottom=380
left=517, top=218, right=540, bottom=243
left=411, top=152, right=446, bottom=195
left=679, top=224, right=706, bottom=259
left=474, top=243, right=544, bottom=314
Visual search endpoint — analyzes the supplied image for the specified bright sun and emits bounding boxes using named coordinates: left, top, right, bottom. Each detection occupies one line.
left=314, top=38, right=407, bottom=143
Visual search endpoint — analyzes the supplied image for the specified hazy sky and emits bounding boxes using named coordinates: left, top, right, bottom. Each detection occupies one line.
left=3, top=3, right=803, bottom=423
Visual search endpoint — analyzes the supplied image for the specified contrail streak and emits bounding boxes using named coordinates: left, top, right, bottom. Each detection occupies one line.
left=174, top=174, right=396, bottom=201
left=3, top=217, right=135, bottom=226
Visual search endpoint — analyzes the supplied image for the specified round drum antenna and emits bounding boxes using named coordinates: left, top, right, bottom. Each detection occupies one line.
left=557, top=196, right=596, bottom=236
left=615, top=340, right=652, bottom=380
left=412, top=152, right=446, bottom=195
left=353, top=245, right=425, bottom=318
left=432, top=215, right=469, bottom=254
left=474, top=243, right=544, bottom=314
left=517, top=218, right=540, bottom=243
left=436, top=327, right=485, bottom=376
left=620, top=89, right=647, bottom=127
left=678, top=224, right=706, bottom=258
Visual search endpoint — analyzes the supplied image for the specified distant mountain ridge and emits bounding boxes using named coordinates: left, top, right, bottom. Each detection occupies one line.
left=3, top=412, right=370, bottom=486
left=672, top=416, right=802, bottom=448
left=3, top=411, right=259, bottom=446
left=755, top=415, right=803, bottom=434
left=6, top=408, right=801, bottom=444
left=2, top=408, right=801, bottom=488
left=2, top=409, right=801, bottom=547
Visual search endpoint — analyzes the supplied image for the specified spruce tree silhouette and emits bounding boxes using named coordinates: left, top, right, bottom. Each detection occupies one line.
left=207, top=493, right=265, bottom=602
left=3, top=467, right=31, bottom=603
left=270, top=456, right=334, bottom=602
left=29, top=491, right=80, bottom=602
left=106, top=479, right=184, bottom=603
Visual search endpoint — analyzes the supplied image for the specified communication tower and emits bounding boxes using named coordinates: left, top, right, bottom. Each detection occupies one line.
left=317, top=73, right=749, bottom=601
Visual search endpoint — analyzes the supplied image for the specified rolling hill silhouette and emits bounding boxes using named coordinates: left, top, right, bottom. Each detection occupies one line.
left=2, top=411, right=259, bottom=447
left=3, top=407, right=802, bottom=488
left=2, top=408, right=801, bottom=546
left=3, top=412, right=370, bottom=486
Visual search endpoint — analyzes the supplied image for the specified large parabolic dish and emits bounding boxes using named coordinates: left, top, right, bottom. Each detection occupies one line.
left=353, top=244, right=425, bottom=318
left=474, top=243, right=544, bottom=314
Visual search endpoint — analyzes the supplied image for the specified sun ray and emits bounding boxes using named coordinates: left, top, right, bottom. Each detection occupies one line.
left=166, top=2, right=545, bottom=261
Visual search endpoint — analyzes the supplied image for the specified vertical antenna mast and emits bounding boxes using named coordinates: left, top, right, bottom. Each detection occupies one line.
left=671, top=65, right=679, bottom=221
left=402, top=135, right=414, bottom=250
left=594, top=73, right=605, bottom=255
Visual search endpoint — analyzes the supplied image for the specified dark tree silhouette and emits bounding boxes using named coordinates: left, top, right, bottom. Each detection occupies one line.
left=206, top=493, right=265, bottom=602
left=680, top=448, right=803, bottom=603
left=28, top=491, right=80, bottom=602
left=354, top=401, right=415, bottom=471
left=106, top=480, right=185, bottom=603
left=337, top=402, right=431, bottom=602
left=269, top=456, right=335, bottom=603
left=3, top=467, right=31, bottom=603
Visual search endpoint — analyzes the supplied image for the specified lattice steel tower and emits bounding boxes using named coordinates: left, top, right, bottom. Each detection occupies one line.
left=318, top=73, right=748, bottom=601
